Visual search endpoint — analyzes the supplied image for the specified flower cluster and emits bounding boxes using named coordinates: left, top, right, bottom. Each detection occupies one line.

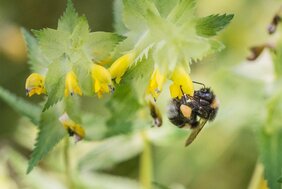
left=25, top=57, right=131, bottom=98
left=23, top=0, right=233, bottom=143
left=146, top=66, right=194, bottom=100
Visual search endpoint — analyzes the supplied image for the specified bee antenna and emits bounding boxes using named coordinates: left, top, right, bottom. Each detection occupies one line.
left=180, top=85, right=185, bottom=96
left=180, top=85, right=192, bottom=102
left=193, top=81, right=206, bottom=88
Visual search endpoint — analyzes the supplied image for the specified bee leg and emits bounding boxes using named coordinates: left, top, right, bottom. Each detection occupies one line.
left=187, top=111, right=199, bottom=128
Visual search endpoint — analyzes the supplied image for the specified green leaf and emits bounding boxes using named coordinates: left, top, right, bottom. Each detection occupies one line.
left=153, top=0, right=178, bottom=18
left=208, top=39, right=225, bottom=53
left=260, top=94, right=282, bottom=189
left=167, top=0, right=196, bottom=24
left=260, top=128, right=282, bottom=189
left=105, top=84, right=140, bottom=137
left=64, top=95, right=81, bottom=123
left=72, top=62, right=93, bottom=96
left=35, top=28, right=69, bottom=61
left=71, top=16, right=90, bottom=50
left=79, top=134, right=143, bottom=171
left=278, top=177, right=282, bottom=183
left=86, top=32, right=125, bottom=63
left=134, top=43, right=154, bottom=64
left=185, top=39, right=225, bottom=62
left=58, top=0, right=80, bottom=33
left=27, top=107, right=66, bottom=173
left=82, top=113, right=108, bottom=141
left=196, top=14, right=234, bottom=37
left=124, top=54, right=154, bottom=82
left=113, top=0, right=128, bottom=35
left=21, top=28, right=49, bottom=73
left=181, top=39, right=210, bottom=62
left=123, top=55, right=154, bottom=98
left=153, top=42, right=178, bottom=73
left=123, top=0, right=159, bottom=31
left=43, top=61, right=68, bottom=111
left=0, top=86, right=41, bottom=125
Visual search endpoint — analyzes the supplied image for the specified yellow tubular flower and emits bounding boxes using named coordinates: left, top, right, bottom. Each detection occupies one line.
left=169, top=66, right=194, bottom=99
left=25, top=73, right=46, bottom=97
left=147, top=69, right=165, bottom=99
left=91, top=64, right=113, bottom=98
left=108, top=52, right=134, bottom=84
left=64, top=71, right=82, bottom=97
left=59, top=113, right=85, bottom=142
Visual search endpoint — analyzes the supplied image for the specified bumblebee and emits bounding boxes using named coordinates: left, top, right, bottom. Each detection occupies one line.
left=167, top=82, right=219, bottom=146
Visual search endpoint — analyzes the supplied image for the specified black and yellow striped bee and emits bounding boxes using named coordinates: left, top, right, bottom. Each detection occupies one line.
left=167, top=82, right=219, bottom=146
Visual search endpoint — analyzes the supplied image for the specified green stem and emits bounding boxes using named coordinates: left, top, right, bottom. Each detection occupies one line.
left=64, top=136, right=74, bottom=189
left=140, top=130, right=153, bottom=189
left=248, top=162, right=268, bottom=189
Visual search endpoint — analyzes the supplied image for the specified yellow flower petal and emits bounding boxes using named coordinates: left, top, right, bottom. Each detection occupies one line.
left=59, top=113, right=85, bottom=142
left=94, top=79, right=101, bottom=93
left=108, top=53, right=134, bottom=84
left=169, top=66, right=194, bottom=99
left=64, top=71, right=82, bottom=97
left=169, top=83, right=179, bottom=98
left=91, top=64, right=113, bottom=97
left=25, top=73, right=46, bottom=97
left=147, top=69, right=166, bottom=99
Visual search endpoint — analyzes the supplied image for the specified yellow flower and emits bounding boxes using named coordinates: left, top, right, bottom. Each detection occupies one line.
left=147, top=68, right=165, bottom=99
left=108, top=52, right=135, bottom=84
left=59, top=113, right=85, bottom=142
left=91, top=63, right=113, bottom=98
left=64, top=71, right=82, bottom=97
left=25, top=73, right=46, bottom=97
left=169, top=66, right=194, bottom=99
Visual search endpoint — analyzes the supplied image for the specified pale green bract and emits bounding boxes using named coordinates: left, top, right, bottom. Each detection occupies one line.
left=119, top=0, right=233, bottom=73
left=24, top=0, right=123, bottom=110
left=27, top=107, right=66, bottom=174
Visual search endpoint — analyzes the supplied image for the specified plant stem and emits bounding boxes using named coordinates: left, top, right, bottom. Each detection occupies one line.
left=248, top=162, right=269, bottom=189
left=140, top=130, right=153, bottom=189
left=64, top=136, right=74, bottom=189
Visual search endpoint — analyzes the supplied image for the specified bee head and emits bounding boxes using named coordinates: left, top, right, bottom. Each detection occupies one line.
left=195, top=88, right=215, bottom=102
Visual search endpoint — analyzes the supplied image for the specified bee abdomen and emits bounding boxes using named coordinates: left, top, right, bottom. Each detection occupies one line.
left=167, top=99, right=186, bottom=128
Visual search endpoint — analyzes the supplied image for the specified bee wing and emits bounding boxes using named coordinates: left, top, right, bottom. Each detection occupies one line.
left=185, top=119, right=208, bottom=147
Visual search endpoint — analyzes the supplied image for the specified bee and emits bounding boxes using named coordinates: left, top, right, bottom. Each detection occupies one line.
left=167, top=81, right=219, bottom=146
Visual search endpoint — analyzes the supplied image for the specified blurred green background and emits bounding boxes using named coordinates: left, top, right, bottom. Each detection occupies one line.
left=0, top=0, right=281, bottom=188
